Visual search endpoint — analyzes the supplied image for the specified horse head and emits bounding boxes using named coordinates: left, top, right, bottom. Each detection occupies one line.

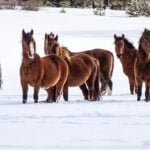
left=22, top=29, right=36, bottom=58
left=139, top=28, right=150, bottom=54
left=44, top=33, right=58, bottom=55
left=114, top=34, right=125, bottom=59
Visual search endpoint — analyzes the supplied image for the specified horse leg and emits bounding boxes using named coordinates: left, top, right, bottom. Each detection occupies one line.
left=102, top=78, right=112, bottom=96
left=63, top=85, right=68, bottom=101
left=52, top=86, right=57, bottom=102
left=134, top=79, right=138, bottom=94
left=137, top=85, right=142, bottom=101
left=145, top=86, right=149, bottom=102
left=145, top=82, right=150, bottom=102
left=45, top=87, right=55, bottom=103
left=21, top=80, right=28, bottom=104
left=94, top=64, right=100, bottom=101
left=55, top=80, right=65, bottom=102
left=54, top=60, right=68, bottom=102
left=33, top=84, right=40, bottom=103
left=129, top=77, right=134, bottom=94
left=100, top=80, right=107, bottom=95
left=86, top=72, right=97, bottom=101
left=136, top=77, right=142, bottom=101
left=79, top=84, right=89, bottom=100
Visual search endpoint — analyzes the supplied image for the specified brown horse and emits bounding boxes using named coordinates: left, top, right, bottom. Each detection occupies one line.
left=114, top=34, right=137, bottom=94
left=44, top=34, right=100, bottom=101
left=135, top=28, right=150, bottom=101
left=20, top=29, right=68, bottom=103
left=44, top=33, right=114, bottom=96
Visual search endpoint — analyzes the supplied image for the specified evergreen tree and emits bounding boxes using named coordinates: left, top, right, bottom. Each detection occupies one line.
left=127, top=0, right=139, bottom=17
left=127, top=0, right=150, bottom=17
left=93, top=0, right=105, bottom=16
left=59, top=0, right=70, bottom=12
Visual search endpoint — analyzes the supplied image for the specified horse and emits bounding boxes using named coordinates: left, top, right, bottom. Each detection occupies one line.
left=44, top=34, right=100, bottom=101
left=135, top=28, right=150, bottom=101
left=20, top=29, right=68, bottom=103
left=44, top=33, right=114, bottom=96
left=114, top=34, right=138, bottom=94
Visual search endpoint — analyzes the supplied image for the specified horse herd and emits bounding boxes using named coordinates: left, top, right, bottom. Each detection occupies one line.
left=20, top=28, right=150, bottom=104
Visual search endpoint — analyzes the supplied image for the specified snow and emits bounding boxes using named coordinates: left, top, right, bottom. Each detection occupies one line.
left=0, top=7, right=150, bottom=149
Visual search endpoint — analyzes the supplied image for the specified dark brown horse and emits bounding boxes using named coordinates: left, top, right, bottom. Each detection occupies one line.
left=20, top=29, right=68, bottom=103
left=44, top=33, right=114, bottom=96
left=135, top=28, right=150, bottom=101
left=44, top=34, right=100, bottom=101
left=114, top=34, right=137, bottom=94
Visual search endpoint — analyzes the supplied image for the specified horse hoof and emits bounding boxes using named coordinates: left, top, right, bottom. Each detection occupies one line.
left=144, top=99, right=149, bottom=102
left=23, top=100, right=26, bottom=104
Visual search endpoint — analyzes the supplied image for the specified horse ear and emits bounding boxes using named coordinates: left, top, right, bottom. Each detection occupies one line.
left=50, top=32, right=54, bottom=37
left=114, top=34, right=117, bottom=39
left=45, top=33, right=47, bottom=39
left=144, top=28, right=148, bottom=33
left=22, top=29, right=25, bottom=36
left=122, top=34, right=125, bottom=39
left=30, top=29, right=34, bottom=36
left=55, top=35, right=58, bottom=41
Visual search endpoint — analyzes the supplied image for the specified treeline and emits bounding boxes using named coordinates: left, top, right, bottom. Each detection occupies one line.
left=42, top=0, right=129, bottom=9
left=0, top=0, right=130, bottom=9
left=1, top=0, right=150, bottom=17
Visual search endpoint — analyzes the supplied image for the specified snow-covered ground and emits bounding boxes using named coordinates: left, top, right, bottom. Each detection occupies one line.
left=0, top=7, right=150, bottom=149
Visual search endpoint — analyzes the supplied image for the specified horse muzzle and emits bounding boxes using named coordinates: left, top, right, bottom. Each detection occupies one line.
left=117, top=54, right=122, bottom=59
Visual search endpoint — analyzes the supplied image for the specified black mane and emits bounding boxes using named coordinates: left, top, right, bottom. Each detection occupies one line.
left=124, top=37, right=136, bottom=50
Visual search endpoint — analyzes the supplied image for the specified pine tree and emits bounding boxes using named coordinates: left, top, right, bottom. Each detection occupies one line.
left=127, top=0, right=139, bottom=17
left=93, top=0, right=105, bottom=16
left=60, top=0, right=70, bottom=13
left=141, top=0, right=150, bottom=16
left=127, top=0, right=150, bottom=17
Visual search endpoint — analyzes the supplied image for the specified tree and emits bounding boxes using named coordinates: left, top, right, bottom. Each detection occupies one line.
left=127, top=0, right=150, bottom=17
left=93, top=0, right=105, bottom=16
left=126, top=0, right=139, bottom=16
left=59, top=0, right=70, bottom=12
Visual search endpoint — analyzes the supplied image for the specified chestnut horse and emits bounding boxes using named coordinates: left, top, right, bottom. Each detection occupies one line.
left=44, top=34, right=100, bottom=101
left=135, top=29, right=150, bottom=101
left=20, top=29, right=68, bottom=103
left=114, top=34, right=137, bottom=94
left=44, top=33, right=114, bottom=96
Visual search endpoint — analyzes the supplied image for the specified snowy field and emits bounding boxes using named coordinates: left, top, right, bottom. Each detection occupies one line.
left=0, top=7, right=150, bottom=149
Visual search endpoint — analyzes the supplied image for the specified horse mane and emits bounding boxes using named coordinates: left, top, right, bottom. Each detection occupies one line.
left=138, top=40, right=150, bottom=62
left=62, top=46, right=71, bottom=53
left=138, top=31, right=144, bottom=49
left=61, top=48, right=71, bottom=63
left=123, top=37, right=136, bottom=50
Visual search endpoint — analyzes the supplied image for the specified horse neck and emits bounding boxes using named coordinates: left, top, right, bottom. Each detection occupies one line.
left=22, top=44, right=40, bottom=67
left=60, top=49, right=71, bottom=64
left=119, top=43, right=137, bottom=67
left=138, top=45, right=150, bottom=63
left=123, top=43, right=135, bottom=56
left=62, top=47, right=75, bottom=56
left=22, top=43, right=30, bottom=60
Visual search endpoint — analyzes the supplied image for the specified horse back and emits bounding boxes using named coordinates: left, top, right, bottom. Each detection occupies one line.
left=84, top=49, right=114, bottom=77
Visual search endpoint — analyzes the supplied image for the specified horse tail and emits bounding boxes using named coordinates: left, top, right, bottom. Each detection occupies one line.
left=94, top=59, right=100, bottom=100
left=110, top=52, right=114, bottom=78
left=106, top=52, right=114, bottom=95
